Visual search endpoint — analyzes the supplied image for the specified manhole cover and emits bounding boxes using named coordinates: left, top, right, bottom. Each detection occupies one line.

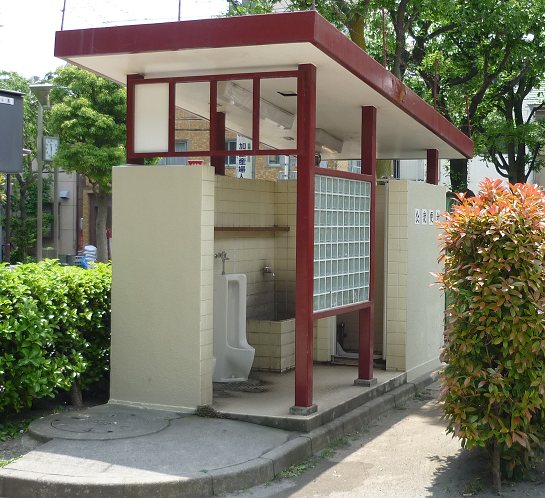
left=29, top=406, right=175, bottom=440
left=51, top=412, right=148, bottom=434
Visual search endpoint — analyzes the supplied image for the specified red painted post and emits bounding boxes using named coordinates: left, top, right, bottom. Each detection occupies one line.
left=292, top=63, right=317, bottom=413
left=357, top=106, right=377, bottom=385
left=211, top=112, right=226, bottom=175
left=126, top=74, right=145, bottom=165
left=426, top=148, right=439, bottom=185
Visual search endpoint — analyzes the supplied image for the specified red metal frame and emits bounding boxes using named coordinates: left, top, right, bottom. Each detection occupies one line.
left=426, top=148, right=439, bottom=185
left=358, top=106, right=377, bottom=381
left=126, top=74, right=145, bottom=165
left=126, top=70, right=300, bottom=161
left=295, top=63, right=317, bottom=409
left=56, top=11, right=473, bottom=159
left=211, top=112, right=226, bottom=176
left=313, top=301, right=371, bottom=321
left=314, top=167, right=374, bottom=183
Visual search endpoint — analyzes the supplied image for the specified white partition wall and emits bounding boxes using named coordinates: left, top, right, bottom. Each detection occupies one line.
left=110, top=165, right=215, bottom=411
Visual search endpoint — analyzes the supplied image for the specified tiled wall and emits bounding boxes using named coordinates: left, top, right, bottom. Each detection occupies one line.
left=386, top=180, right=409, bottom=371
left=247, top=316, right=332, bottom=372
left=214, top=176, right=297, bottom=321
left=200, top=171, right=216, bottom=404
left=247, top=319, right=295, bottom=371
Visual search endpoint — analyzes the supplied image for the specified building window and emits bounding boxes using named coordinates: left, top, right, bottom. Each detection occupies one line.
left=225, top=139, right=237, bottom=168
left=267, top=155, right=282, bottom=167
left=348, top=160, right=361, bottom=174
left=159, top=140, right=188, bottom=165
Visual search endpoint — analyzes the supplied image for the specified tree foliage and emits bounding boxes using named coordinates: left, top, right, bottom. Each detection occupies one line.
left=49, top=66, right=127, bottom=263
left=228, top=0, right=545, bottom=189
left=436, top=179, right=545, bottom=491
left=0, top=261, right=111, bottom=417
left=0, top=71, right=54, bottom=263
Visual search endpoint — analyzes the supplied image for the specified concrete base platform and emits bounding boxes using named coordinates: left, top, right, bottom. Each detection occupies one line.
left=0, top=369, right=438, bottom=498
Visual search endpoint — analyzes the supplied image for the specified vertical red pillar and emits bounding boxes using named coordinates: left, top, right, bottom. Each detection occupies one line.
left=356, top=106, right=377, bottom=386
left=126, top=74, right=145, bottom=165
left=209, top=80, right=226, bottom=175
left=211, top=112, right=226, bottom=176
left=291, top=63, right=317, bottom=414
left=426, top=148, right=439, bottom=185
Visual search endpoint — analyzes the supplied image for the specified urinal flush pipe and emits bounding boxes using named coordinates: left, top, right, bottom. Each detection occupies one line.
left=215, top=251, right=230, bottom=275
left=262, top=266, right=275, bottom=277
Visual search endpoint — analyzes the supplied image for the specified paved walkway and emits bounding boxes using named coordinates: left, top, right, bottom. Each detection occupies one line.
left=0, top=374, right=432, bottom=498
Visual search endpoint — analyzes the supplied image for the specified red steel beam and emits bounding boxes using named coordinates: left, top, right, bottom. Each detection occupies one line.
left=168, top=81, right=176, bottom=155
left=211, top=112, right=226, bottom=176
left=294, top=63, right=317, bottom=410
left=126, top=74, right=145, bottom=165
left=426, top=148, right=439, bottom=185
left=358, top=106, right=377, bottom=382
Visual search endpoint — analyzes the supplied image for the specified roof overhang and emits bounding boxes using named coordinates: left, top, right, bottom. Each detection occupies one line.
left=55, top=11, right=473, bottom=161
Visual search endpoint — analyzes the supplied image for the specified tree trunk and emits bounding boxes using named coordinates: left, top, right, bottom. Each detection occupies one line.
left=95, top=189, right=109, bottom=263
left=376, top=159, right=393, bottom=179
left=347, top=14, right=366, bottom=51
left=69, top=378, right=83, bottom=409
left=449, top=158, right=469, bottom=193
left=491, top=439, right=502, bottom=493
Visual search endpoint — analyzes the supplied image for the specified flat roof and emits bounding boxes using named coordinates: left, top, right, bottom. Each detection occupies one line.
left=55, top=11, right=473, bottom=161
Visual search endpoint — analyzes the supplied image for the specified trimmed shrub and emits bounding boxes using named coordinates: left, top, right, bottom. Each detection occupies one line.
left=436, top=179, right=545, bottom=492
left=0, top=260, right=111, bottom=418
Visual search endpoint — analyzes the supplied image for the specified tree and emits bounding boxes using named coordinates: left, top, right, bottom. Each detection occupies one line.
left=474, top=70, right=545, bottom=184
left=0, top=71, right=53, bottom=263
left=49, top=66, right=127, bottom=263
left=228, top=0, right=545, bottom=190
left=436, top=179, right=545, bottom=492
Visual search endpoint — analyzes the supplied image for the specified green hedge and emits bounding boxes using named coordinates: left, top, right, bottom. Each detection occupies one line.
left=0, top=260, right=111, bottom=416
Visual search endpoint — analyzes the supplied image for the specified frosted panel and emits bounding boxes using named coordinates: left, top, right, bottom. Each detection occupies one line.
left=314, top=176, right=371, bottom=313
left=134, top=83, right=169, bottom=153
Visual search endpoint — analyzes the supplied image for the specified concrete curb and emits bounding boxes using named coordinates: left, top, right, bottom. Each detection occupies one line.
left=0, top=373, right=439, bottom=498
left=205, top=373, right=438, bottom=496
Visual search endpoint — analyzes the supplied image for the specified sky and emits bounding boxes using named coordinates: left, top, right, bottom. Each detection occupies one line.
left=0, top=0, right=229, bottom=79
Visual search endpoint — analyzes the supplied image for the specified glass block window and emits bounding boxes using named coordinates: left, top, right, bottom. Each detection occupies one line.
left=314, top=175, right=371, bottom=313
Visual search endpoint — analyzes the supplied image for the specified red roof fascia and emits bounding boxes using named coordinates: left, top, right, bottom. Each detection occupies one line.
left=54, top=10, right=473, bottom=159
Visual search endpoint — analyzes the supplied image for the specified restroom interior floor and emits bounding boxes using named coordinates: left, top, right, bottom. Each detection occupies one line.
left=212, top=364, right=404, bottom=419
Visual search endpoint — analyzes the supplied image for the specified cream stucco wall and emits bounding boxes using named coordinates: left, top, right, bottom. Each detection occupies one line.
left=110, top=165, right=215, bottom=411
left=386, top=180, right=445, bottom=380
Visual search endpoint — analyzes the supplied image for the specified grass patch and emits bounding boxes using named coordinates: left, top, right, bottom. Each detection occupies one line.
left=0, top=457, right=20, bottom=468
left=279, top=437, right=352, bottom=478
left=462, top=478, right=483, bottom=496
left=0, top=419, right=34, bottom=442
left=278, top=457, right=320, bottom=478
left=320, top=448, right=336, bottom=458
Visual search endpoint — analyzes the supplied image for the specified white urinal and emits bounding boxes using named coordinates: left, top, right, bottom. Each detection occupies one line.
left=213, top=274, right=255, bottom=382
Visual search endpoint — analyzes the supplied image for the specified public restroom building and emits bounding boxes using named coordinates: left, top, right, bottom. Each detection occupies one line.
left=54, top=11, right=473, bottom=415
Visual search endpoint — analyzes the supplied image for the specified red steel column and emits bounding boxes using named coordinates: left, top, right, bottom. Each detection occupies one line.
left=211, top=112, right=226, bottom=175
left=357, top=106, right=377, bottom=385
left=292, top=63, right=317, bottom=413
left=126, top=74, right=145, bottom=165
left=426, top=148, right=439, bottom=185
